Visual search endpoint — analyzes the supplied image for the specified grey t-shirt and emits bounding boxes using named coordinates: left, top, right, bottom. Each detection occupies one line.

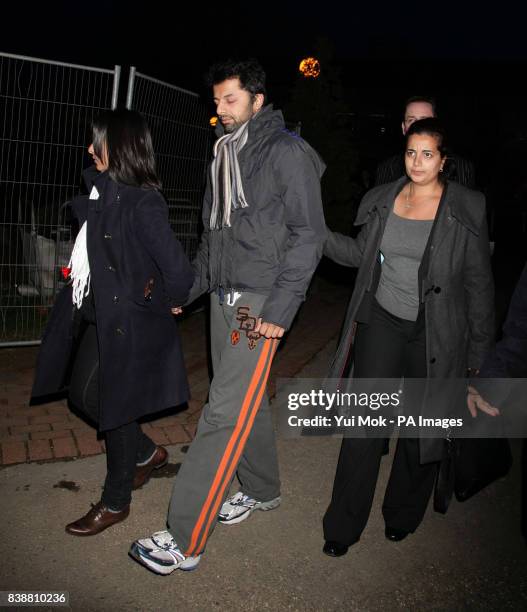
left=375, top=208, right=434, bottom=321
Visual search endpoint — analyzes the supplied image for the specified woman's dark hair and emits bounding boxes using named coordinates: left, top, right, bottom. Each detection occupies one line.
left=92, top=109, right=161, bottom=189
left=405, top=118, right=448, bottom=156
left=205, top=58, right=267, bottom=102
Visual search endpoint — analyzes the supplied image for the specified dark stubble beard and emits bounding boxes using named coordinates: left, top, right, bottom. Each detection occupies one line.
left=223, top=101, right=255, bottom=134
left=223, top=123, right=237, bottom=134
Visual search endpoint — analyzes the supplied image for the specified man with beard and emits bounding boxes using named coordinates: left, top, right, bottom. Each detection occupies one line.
left=130, top=58, right=326, bottom=574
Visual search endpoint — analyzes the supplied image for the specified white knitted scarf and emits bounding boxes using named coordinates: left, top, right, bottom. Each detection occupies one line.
left=68, top=220, right=90, bottom=309
left=209, top=120, right=250, bottom=230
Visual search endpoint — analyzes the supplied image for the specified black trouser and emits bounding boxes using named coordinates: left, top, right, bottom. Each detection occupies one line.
left=323, top=299, right=437, bottom=545
left=69, top=323, right=156, bottom=511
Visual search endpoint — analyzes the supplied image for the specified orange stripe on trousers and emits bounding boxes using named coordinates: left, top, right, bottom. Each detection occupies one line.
left=185, top=339, right=274, bottom=556
left=191, top=338, right=278, bottom=556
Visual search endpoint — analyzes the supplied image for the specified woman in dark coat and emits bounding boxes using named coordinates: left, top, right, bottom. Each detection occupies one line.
left=31, top=109, right=194, bottom=535
left=322, top=118, right=494, bottom=557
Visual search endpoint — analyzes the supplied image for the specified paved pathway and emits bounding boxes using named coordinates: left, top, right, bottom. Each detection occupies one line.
left=1, top=333, right=525, bottom=611
left=0, top=278, right=350, bottom=466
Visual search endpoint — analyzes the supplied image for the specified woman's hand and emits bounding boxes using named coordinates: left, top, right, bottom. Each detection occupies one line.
left=171, top=307, right=183, bottom=315
left=466, top=385, right=500, bottom=418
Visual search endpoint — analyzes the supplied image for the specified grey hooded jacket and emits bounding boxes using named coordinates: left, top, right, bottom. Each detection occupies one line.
left=187, top=105, right=326, bottom=330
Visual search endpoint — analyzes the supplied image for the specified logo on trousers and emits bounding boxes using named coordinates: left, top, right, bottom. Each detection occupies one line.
left=236, top=306, right=261, bottom=350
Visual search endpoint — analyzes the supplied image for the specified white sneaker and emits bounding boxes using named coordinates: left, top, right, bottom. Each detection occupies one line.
left=135, top=530, right=175, bottom=553
left=218, top=492, right=281, bottom=525
left=129, top=530, right=201, bottom=574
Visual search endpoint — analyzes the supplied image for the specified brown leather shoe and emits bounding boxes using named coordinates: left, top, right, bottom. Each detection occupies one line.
left=65, top=502, right=129, bottom=536
left=133, top=446, right=169, bottom=490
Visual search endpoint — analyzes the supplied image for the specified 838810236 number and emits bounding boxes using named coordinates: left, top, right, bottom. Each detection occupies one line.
left=1, top=591, right=69, bottom=607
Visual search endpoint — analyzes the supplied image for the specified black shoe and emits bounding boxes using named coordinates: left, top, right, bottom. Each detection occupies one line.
left=385, top=526, right=410, bottom=542
left=323, top=540, right=349, bottom=557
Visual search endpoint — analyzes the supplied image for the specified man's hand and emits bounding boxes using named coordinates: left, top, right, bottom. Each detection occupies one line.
left=255, top=318, right=285, bottom=339
left=171, top=307, right=183, bottom=315
left=467, top=385, right=500, bottom=418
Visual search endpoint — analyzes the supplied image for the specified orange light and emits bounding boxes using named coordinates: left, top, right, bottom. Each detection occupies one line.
left=299, top=57, right=320, bottom=78
left=210, top=116, right=218, bottom=127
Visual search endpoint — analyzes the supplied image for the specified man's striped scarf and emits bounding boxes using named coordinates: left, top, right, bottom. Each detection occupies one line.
left=209, top=120, right=250, bottom=230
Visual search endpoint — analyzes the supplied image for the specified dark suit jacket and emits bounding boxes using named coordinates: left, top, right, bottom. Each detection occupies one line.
left=474, top=263, right=527, bottom=406
left=479, top=263, right=527, bottom=378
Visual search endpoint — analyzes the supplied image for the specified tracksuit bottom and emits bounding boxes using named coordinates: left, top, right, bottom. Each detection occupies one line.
left=323, top=299, right=438, bottom=545
left=167, top=292, right=281, bottom=556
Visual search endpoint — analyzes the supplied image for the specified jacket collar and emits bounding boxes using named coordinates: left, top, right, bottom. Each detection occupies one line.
left=355, top=177, right=481, bottom=236
left=247, top=104, right=285, bottom=140
left=441, top=181, right=481, bottom=235
left=82, top=165, right=100, bottom=191
left=88, top=170, right=119, bottom=212
left=354, top=177, right=406, bottom=225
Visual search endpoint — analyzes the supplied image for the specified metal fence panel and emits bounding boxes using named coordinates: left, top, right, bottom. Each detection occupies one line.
left=127, top=69, right=211, bottom=260
left=0, top=52, right=120, bottom=346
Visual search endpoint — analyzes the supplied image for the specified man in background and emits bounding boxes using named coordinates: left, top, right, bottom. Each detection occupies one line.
left=375, top=95, right=475, bottom=188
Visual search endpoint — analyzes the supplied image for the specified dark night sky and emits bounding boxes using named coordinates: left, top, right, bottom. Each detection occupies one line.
left=3, top=0, right=527, bottom=95
left=3, top=1, right=527, bottom=279
left=3, top=1, right=527, bottom=180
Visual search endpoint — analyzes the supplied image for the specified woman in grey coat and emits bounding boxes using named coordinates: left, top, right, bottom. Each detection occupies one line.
left=322, top=118, right=494, bottom=557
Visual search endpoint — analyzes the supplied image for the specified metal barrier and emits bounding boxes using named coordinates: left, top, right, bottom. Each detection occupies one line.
left=0, top=52, right=120, bottom=346
left=126, top=67, right=210, bottom=260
